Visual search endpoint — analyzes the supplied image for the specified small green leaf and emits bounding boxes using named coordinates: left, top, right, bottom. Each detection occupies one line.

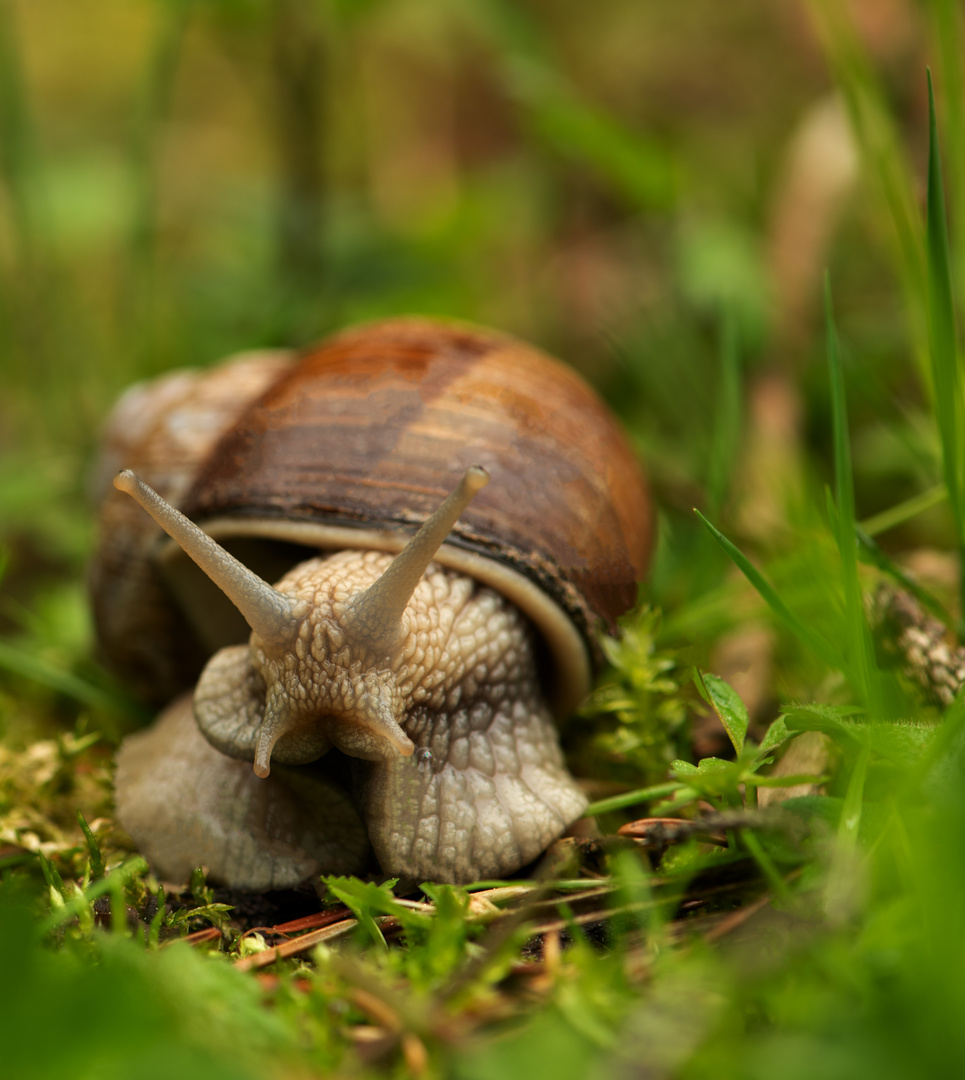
left=693, top=757, right=743, bottom=797
left=783, top=705, right=935, bottom=768
left=758, top=716, right=791, bottom=757
left=784, top=703, right=863, bottom=730
left=696, top=670, right=749, bottom=754
left=670, top=757, right=743, bottom=802
left=695, top=757, right=734, bottom=770
left=189, top=865, right=213, bottom=905
left=670, top=759, right=698, bottom=776
left=166, top=903, right=234, bottom=933
left=323, top=876, right=414, bottom=948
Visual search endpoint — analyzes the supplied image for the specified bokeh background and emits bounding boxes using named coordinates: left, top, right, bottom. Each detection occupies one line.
left=0, top=0, right=957, bottom=746
left=7, top=4, right=965, bottom=1078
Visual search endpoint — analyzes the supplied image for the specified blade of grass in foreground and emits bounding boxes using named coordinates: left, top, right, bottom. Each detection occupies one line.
left=826, top=280, right=879, bottom=710
left=584, top=782, right=682, bottom=817
left=929, top=0, right=965, bottom=274
left=925, top=70, right=965, bottom=618
left=694, top=509, right=840, bottom=673
left=859, top=483, right=947, bottom=537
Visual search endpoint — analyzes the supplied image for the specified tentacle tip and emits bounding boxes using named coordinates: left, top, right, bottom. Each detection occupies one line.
left=113, top=469, right=139, bottom=496
left=464, top=465, right=489, bottom=495
left=252, top=761, right=271, bottom=779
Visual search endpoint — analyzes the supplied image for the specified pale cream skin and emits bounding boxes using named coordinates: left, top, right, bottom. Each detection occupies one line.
left=113, top=469, right=587, bottom=888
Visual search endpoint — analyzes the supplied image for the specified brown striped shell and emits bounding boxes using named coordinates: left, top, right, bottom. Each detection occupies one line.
left=91, top=318, right=653, bottom=715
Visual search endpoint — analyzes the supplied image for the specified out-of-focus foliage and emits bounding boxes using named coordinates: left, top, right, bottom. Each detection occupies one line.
left=5, top=0, right=965, bottom=1077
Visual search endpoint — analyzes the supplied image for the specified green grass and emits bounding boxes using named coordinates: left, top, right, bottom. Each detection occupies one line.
left=4, top=2, right=965, bottom=1077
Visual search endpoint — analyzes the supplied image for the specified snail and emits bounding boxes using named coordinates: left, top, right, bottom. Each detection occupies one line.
left=91, top=318, right=653, bottom=889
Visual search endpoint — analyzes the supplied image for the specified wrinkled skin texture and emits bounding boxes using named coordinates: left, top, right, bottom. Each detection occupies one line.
left=116, top=552, right=587, bottom=887
left=359, top=687, right=588, bottom=882
left=115, top=695, right=369, bottom=890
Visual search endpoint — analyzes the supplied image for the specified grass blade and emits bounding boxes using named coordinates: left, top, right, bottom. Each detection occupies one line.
left=826, top=280, right=879, bottom=710
left=929, top=0, right=965, bottom=278
left=925, top=70, right=964, bottom=614
left=583, top=782, right=684, bottom=818
left=694, top=509, right=840, bottom=672
left=859, top=483, right=947, bottom=537
left=39, top=857, right=149, bottom=934
left=77, top=812, right=105, bottom=881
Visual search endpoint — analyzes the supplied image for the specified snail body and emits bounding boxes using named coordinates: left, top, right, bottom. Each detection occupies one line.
left=94, top=319, right=652, bottom=888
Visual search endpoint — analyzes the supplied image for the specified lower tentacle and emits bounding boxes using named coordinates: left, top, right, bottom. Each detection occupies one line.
left=115, top=695, right=369, bottom=890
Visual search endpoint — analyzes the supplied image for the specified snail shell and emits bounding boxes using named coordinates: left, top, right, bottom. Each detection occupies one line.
left=94, top=318, right=653, bottom=888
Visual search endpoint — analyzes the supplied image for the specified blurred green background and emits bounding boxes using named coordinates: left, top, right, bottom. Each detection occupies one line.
left=0, top=0, right=956, bottom=825
left=2, top=0, right=952, bottom=726
left=6, top=3, right=965, bottom=1078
